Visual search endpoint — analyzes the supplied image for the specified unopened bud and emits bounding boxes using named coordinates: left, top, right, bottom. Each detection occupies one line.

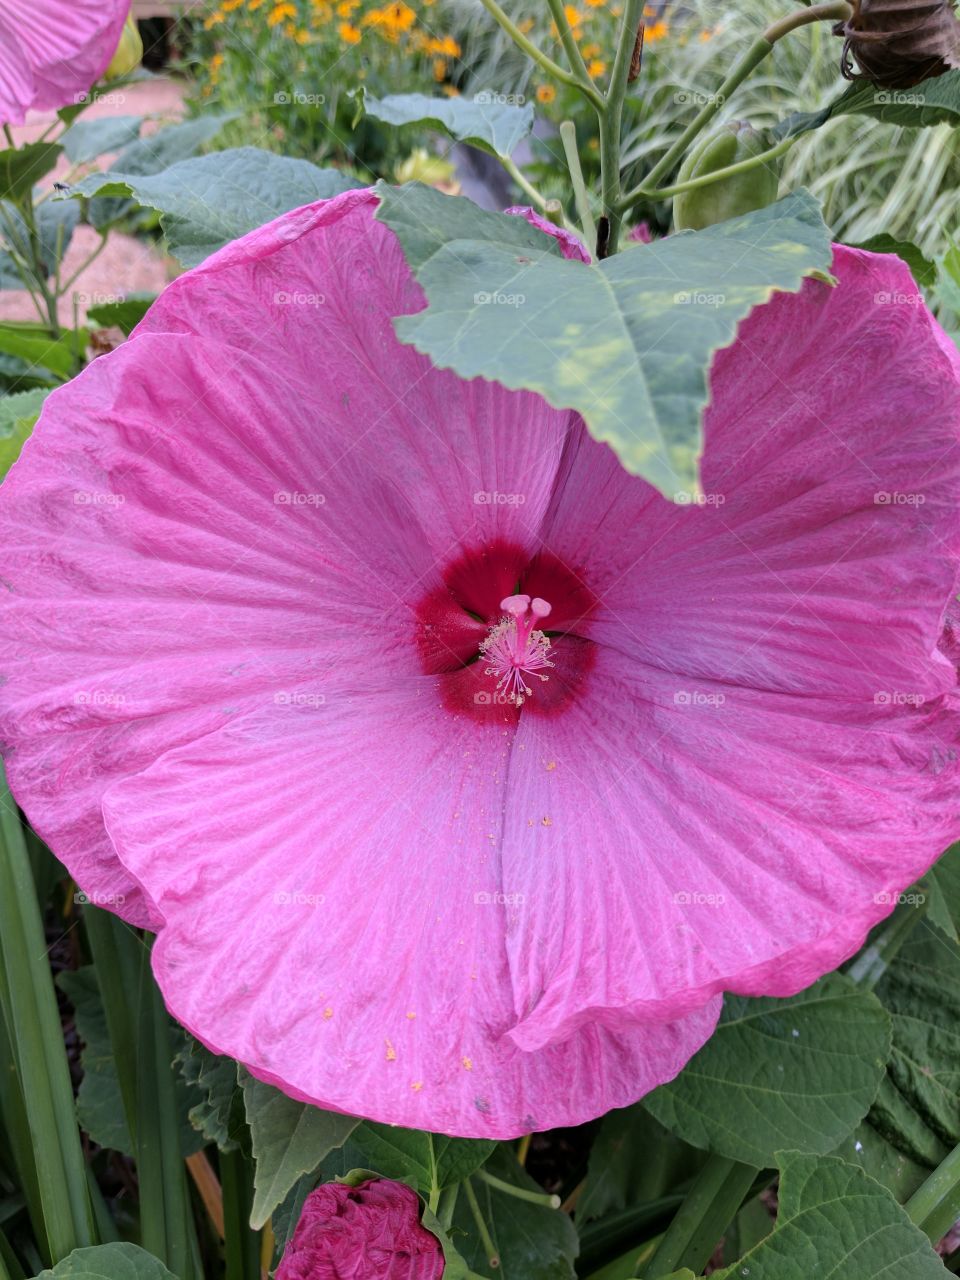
left=104, top=12, right=143, bottom=82
left=834, top=0, right=960, bottom=89
left=672, top=122, right=781, bottom=232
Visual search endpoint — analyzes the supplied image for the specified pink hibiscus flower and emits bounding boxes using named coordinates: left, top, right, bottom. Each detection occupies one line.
left=0, top=0, right=131, bottom=125
left=0, top=188, right=958, bottom=1137
left=275, top=1179, right=444, bottom=1280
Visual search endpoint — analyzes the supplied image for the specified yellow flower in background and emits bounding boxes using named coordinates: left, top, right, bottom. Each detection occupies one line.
left=339, top=20, right=361, bottom=41
left=336, top=0, right=358, bottom=13
left=585, top=0, right=604, bottom=6
left=587, top=57, right=605, bottom=76
left=203, top=10, right=224, bottom=27
left=222, top=0, right=244, bottom=10
left=581, top=40, right=601, bottom=57
left=645, top=19, right=668, bottom=42
left=535, top=83, right=556, bottom=103
left=380, top=1, right=416, bottom=33
left=426, top=34, right=460, bottom=56
left=564, top=5, right=583, bottom=27
left=517, top=16, right=535, bottom=33
left=432, top=56, right=447, bottom=80
left=248, top=0, right=267, bottom=9
left=268, top=2, right=297, bottom=26
left=441, top=83, right=459, bottom=95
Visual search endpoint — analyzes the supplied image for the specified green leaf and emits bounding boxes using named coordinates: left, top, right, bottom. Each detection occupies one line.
left=579, top=1107, right=703, bottom=1223
left=30, top=1242, right=178, bottom=1279
left=61, top=117, right=144, bottom=165
left=924, top=844, right=960, bottom=941
left=0, top=144, right=62, bottom=201
left=56, top=967, right=204, bottom=1159
left=377, top=182, right=832, bottom=501
left=0, top=323, right=82, bottom=379
left=452, top=1149, right=578, bottom=1280
left=351, top=1122, right=495, bottom=1197
left=240, top=1068, right=359, bottom=1229
left=778, top=70, right=960, bottom=139
left=831, top=1120, right=933, bottom=1204
left=711, top=1152, right=945, bottom=1280
left=0, top=388, right=48, bottom=479
left=644, top=973, right=892, bottom=1167
left=86, top=294, right=155, bottom=337
left=358, top=90, right=534, bottom=158
left=175, top=1035, right=243, bottom=1152
left=848, top=234, right=937, bottom=289
left=868, top=918, right=960, bottom=1166
left=69, top=147, right=363, bottom=266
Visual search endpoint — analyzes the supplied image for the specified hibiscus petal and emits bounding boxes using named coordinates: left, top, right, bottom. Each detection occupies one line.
left=502, top=646, right=959, bottom=1050
left=102, top=692, right=720, bottom=1137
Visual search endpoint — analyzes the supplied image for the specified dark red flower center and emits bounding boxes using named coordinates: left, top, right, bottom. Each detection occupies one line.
left=414, top=539, right=596, bottom=721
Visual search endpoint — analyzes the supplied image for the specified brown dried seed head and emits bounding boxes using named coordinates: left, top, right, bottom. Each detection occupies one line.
left=834, top=0, right=960, bottom=89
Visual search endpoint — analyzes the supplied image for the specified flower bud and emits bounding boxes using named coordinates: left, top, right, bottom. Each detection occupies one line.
left=672, top=122, right=781, bottom=232
left=276, top=1178, right=445, bottom=1279
left=834, top=0, right=960, bottom=90
left=104, top=12, right=142, bottom=82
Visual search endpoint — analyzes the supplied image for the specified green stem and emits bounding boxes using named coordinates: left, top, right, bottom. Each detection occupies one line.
left=598, top=0, right=643, bottom=256
left=0, top=762, right=94, bottom=1260
left=499, top=153, right=550, bottom=211
left=13, top=197, right=59, bottom=338
left=640, top=1155, right=756, bottom=1278
left=221, top=1150, right=260, bottom=1280
left=83, top=908, right=142, bottom=1141
left=2, top=126, right=14, bottom=149
left=462, top=1176, right=499, bottom=1270
left=560, top=120, right=597, bottom=247
left=630, top=135, right=796, bottom=203
left=620, top=2, right=851, bottom=212
left=905, top=1141, right=960, bottom=1243
left=545, top=0, right=592, bottom=82
left=58, top=232, right=108, bottom=297
left=474, top=1168, right=560, bottom=1208
left=476, top=0, right=604, bottom=110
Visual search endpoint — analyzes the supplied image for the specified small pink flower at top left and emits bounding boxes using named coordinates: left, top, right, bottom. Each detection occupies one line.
left=0, top=0, right=132, bottom=125
left=276, top=1180, right=444, bottom=1280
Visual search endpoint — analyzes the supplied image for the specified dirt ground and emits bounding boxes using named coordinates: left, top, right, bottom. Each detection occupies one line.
left=2, top=76, right=187, bottom=325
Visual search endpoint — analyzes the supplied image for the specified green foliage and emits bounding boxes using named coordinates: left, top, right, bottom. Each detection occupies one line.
left=350, top=1123, right=496, bottom=1195
left=30, top=1244, right=178, bottom=1280
left=357, top=90, right=534, bottom=158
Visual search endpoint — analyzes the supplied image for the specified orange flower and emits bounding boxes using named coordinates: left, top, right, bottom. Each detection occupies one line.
left=336, top=0, right=357, bottom=12
left=587, top=57, right=606, bottom=76
left=518, top=16, right=535, bottom=32
left=339, top=20, right=361, bottom=41
left=535, top=83, right=556, bottom=103
left=581, top=40, right=601, bottom=57
left=644, top=18, right=667, bottom=42
left=432, top=56, right=447, bottom=80
left=222, top=0, right=244, bottom=9
left=267, top=2, right=297, bottom=26
left=203, top=11, right=224, bottom=27
left=564, top=4, right=582, bottom=27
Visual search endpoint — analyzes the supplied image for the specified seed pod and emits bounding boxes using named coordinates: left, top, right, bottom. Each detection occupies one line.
left=104, top=11, right=143, bottom=81
left=672, top=122, right=781, bottom=232
left=834, top=0, right=960, bottom=89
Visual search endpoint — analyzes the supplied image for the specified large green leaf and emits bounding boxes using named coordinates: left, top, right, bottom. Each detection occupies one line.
left=377, top=182, right=831, bottom=500
left=56, top=967, right=203, bottom=1158
left=240, top=1068, right=359, bottom=1229
left=175, top=1035, right=243, bottom=1152
left=86, top=294, right=156, bottom=337
left=923, top=843, right=960, bottom=941
left=778, top=69, right=960, bottom=139
left=0, top=322, right=82, bottom=379
left=711, top=1152, right=945, bottom=1280
left=868, top=918, right=960, bottom=1166
left=0, top=143, right=62, bottom=201
left=69, top=147, right=363, bottom=266
left=351, top=1121, right=495, bottom=1196
left=30, top=1243, right=177, bottom=1279
left=452, top=1149, right=578, bottom=1280
left=644, top=974, right=891, bottom=1166
left=61, top=116, right=144, bottom=165
left=0, top=387, right=49, bottom=479
left=579, top=1107, right=702, bottom=1223
left=359, top=90, right=534, bottom=158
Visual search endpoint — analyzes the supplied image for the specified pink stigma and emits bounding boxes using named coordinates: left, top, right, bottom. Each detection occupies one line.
left=479, top=594, right=554, bottom=706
